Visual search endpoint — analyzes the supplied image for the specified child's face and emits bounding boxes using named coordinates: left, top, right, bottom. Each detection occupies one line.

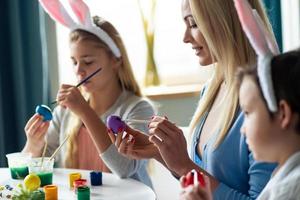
left=239, top=76, right=280, bottom=162
left=70, top=39, right=120, bottom=93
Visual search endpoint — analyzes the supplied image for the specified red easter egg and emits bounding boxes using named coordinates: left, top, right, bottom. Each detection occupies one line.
left=183, top=171, right=194, bottom=187
left=196, top=171, right=206, bottom=187
left=183, top=170, right=205, bottom=187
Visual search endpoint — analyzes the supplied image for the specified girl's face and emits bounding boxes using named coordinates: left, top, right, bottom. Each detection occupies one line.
left=239, top=76, right=280, bottom=162
left=181, top=0, right=213, bottom=66
left=70, top=39, right=120, bottom=94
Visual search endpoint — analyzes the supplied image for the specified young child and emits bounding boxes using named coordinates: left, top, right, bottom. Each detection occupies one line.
left=234, top=0, right=300, bottom=197
left=22, top=0, right=155, bottom=187
left=237, top=49, right=300, bottom=199
left=179, top=48, right=300, bottom=200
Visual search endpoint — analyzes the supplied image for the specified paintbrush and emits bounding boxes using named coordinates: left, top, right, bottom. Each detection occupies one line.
left=49, top=134, right=71, bottom=160
left=124, top=119, right=150, bottom=124
left=124, top=119, right=163, bottom=141
left=48, top=67, right=102, bottom=160
left=51, top=67, right=102, bottom=105
left=40, top=140, right=48, bottom=169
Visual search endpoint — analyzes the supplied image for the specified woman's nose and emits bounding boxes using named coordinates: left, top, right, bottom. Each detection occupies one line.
left=183, top=28, right=191, bottom=43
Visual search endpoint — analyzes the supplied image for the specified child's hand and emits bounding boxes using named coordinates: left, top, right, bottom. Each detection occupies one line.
left=107, top=125, right=159, bottom=160
left=24, top=114, right=50, bottom=155
left=179, top=171, right=212, bottom=200
left=56, top=84, right=89, bottom=116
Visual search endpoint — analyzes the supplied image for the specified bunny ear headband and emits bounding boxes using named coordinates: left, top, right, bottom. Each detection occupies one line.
left=39, top=0, right=121, bottom=58
left=233, top=0, right=280, bottom=112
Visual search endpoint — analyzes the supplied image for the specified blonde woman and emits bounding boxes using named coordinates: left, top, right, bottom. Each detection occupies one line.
left=114, top=0, right=276, bottom=198
left=22, top=13, right=155, bottom=188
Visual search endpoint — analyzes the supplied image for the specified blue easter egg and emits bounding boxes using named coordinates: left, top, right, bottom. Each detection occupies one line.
left=35, top=105, right=53, bottom=121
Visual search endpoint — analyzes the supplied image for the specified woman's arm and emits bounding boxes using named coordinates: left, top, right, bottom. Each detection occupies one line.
left=212, top=154, right=275, bottom=200
left=147, top=116, right=220, bottom=191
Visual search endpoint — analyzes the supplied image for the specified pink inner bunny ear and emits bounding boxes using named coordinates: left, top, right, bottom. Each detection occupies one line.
left=39, top=0, right=75, bottom=28
left=233, top=0, right=271, bottom=56
left=68, top=0, right=92, bottom=26
left=253, top=11, right=280, bottom=55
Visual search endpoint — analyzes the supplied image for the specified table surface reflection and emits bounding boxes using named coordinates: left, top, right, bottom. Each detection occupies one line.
left=0, top=168, right=156, bottom=200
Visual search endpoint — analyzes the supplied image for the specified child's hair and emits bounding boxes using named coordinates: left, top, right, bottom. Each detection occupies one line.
left=64, top=16, right=142, bottom=168
left=70, top=16, right=141, bottom=97
left=237, top=49, right=300, bottom=133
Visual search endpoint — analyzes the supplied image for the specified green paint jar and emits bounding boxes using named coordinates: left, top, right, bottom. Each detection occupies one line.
left=77, top=186, right=90, bottom=200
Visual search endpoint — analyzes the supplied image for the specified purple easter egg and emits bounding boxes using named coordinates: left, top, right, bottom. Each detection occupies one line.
left=106, top=115, right=125, bottom=134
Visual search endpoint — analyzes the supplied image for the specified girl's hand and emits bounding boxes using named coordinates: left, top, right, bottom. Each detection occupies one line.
left=148, top=116, right=194, bottom=175
left=179, top=175, right=212, bottom=200
left=23, top=114, right=50, bottom=155
left=56, top=84, right=89, bottom=116
left=108, top=125, right=159, bottom=160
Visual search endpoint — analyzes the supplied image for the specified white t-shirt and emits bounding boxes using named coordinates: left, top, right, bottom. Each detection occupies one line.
left=45, top=90, right=155, bottom=187
left=257, top=151, right=300, bottom=200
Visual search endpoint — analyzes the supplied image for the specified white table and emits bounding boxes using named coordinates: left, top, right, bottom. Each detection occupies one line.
left=0, top=168, right=156, bottom=200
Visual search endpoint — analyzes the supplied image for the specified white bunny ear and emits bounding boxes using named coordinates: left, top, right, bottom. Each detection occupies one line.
left=68, top=0, right=92, bottom=27
left=68, top=0, right=121, bottom=57
left=253, top=11, right=280, bottom=55
left=39, top=0, right=76, bottom=28
left=39, top=0, right=121, bottom=58
left=233, top=0, right=271, bottom=57
left=234, top=0, right=278, bottom=112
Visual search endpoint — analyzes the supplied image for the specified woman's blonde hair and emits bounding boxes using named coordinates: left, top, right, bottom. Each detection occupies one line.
left=189, top=0, right=273, bottom=147
left=64, top=16, right=141, bottom=168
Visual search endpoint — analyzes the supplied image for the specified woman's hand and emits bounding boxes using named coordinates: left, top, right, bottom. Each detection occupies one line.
left=148, top=116, right=195, bottom=176
left=179, top=173, right=212, bottom=200
left=108, top=125, right=160, bottom=160
left=23, top=114, right=50, bottom=156
left=56, top=84, right=90, bottom=116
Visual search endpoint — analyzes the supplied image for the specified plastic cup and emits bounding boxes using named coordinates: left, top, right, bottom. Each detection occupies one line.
left=6, top=152, right=31, bottom=179
left=28, top=157, right=54, bottom=186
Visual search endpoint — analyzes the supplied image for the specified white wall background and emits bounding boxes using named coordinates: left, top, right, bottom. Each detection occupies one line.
left=281, top=0, right=300, bottom=51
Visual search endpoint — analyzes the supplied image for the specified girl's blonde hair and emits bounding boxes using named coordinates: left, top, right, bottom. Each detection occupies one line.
left=189, top=0, right=273, bottom=147
left=64, top=16, right=141, bottom=168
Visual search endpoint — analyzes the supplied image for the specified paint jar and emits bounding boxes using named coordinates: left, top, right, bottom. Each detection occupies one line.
left=69, top=173, right=82, bottom=189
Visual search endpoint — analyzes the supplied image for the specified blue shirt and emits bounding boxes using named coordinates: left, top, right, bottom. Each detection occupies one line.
left=190, top=90, right=276, bottom=200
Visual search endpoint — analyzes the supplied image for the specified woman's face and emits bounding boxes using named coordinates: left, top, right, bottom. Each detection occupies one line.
left=181, top=0, right=213, bottom=66
left=70, top=39, right=120, bottom=94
